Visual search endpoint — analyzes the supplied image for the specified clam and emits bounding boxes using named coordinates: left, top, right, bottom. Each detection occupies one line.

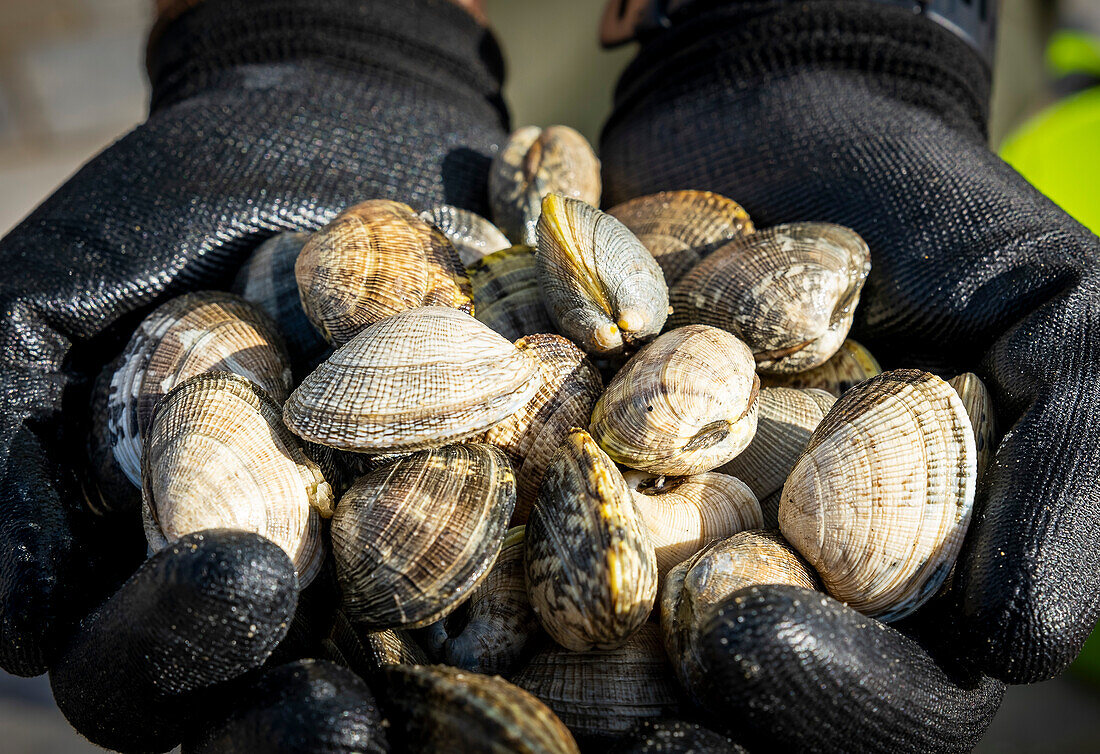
left=420, top=204, right=511, bottom=266
left=670, top=223, right=871, bottom=373
left=107, top=291, right=292, bottom=489
left=295, top=200, right=473, bottom=345
left=141, top=372, right=328, bottom=586
left=760, top=338, right=882, bottom=396
left=607, top=190, right=754, bottom=286
left=949, top=372, right=996, bottom=483
left=779, top=369, right=976, bottom=621
left=232, top=232, right=332, bottom=377
left=329, top=611, right=429, bottom=681
left=424, top=526, right=539, bottom=677
left=283, top=307, right=542, bottom=453
left=590, top=325, right=759, bottom=476
left=469, top=245, right=557, bottom=341
left=512, top=623, right=680, bottom=743
left=536, top=194, right=669, bottom=356
left=489, top=124, right=601, bottom=246
left=525, top=429, right=657, bottom=651
left=86, top=356, right=140, bottom=515
left=330, top=444, right=516, bottom=629
left=608, top=719, right=745, bottom=754
left=718, top=387, right=836, bottom=526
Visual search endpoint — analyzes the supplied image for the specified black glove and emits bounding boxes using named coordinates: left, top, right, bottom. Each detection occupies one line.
left=601, top=0, right=1100, bottom=750
left=0, top=0, right=506, bottom=748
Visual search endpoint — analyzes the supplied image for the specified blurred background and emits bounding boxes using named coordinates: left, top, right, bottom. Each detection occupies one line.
left=0, top=0, right=1098, bottom=751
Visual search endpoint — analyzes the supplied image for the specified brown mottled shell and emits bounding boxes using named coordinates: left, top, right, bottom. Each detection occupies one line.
left=489, top=125, right=601, bottom=246
left=512, top=623, right=680, bottom=742
left=761, top=338, right=882, bottom=397
left=330, top=444, right=516, bottom=630
left=536, top=194, right=669, bottom=356
left=590, top=325, right=759, bottom=476
left=779, top=369, right=976, bottom=621
left=295, top=200, right=473, bottom=345
left=382, top=664, right=580, bottom=754
left=949, top=372, right=997, bottom=483
left=670, top=223, right=871, bottom=374
left=283, top=307, right=542, bottom=453
left=606, top=190, right=754, bottom=286
left=107, top=291, right=292, bottom=489
left=329, top=611, right=429, bottom=681
left=718, top=387, right=836, bottom=526
left=420, top=204, right=511, bottom=266
left=525, top=429, right=657, bottom=651
left=141, top=372, right=328, bottom=586
left=469, top=246, right=557, bottom=341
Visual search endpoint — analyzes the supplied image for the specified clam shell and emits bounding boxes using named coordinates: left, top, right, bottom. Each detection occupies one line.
left=329, top=611, right=429, bottom=681
left=607, top=190, right=754, bottom=286
left=779, top=369, right=977, bottom=621
left=717, top=387, right=836, bottom=526
left=141, top=372, right=328, bottom=587
left=108, top=291, right=292, bottom=489
left=283, top=307, right=542, bottom=453
left=760, top=338, right=882, bottom=397
left=536, top=194, right=669, bottom=356
left=525, top=429, right=657, bottom=651
left=420, top=205, right=511, bottom=266
left=86, top=356, right=140, bottom=515
left=330, top=444, right=516, bottom=629
left=469, top=245, right=556, bottom=341
left=590, top=325, right=759, bottom=476
left=949, top=372, right=996, bottom=484
left=670, top=222, right=871, bottom=373
left=295, top=200, right=473, bottom=345
left=607, top=719, right=745, bottom=754
left=489, top=125, right=601, bottom=246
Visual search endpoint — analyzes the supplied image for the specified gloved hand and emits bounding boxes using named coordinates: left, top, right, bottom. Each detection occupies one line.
left=601, top=0, right=1100, bottom=751
left=0, top=0, right=506, bottom=749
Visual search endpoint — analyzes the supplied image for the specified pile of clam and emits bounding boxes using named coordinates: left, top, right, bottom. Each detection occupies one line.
left=88, top=125, right=994, bottom=751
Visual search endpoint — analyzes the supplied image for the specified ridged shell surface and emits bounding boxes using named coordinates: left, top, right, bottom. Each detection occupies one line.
left=469, top=246, right=556, bottom=341
left=329, top=611, right=429, bottom=681
left=141, top=372, right=327, bottom=586
left=86, top=357, right=139, bottom=515
left=283, top=307, right=542, bottom=453
left=760, top=338, right=882, bottom=396
left=949, top=372, right=997, bottom=483
left=590, top=325, right=759, bottom=476
left=779, top=369, right=976, bottom=621
left=330, top=444, right=516, bottom=629
left=295, top=200, right=473, bottom=345
left=525, top=429, right=657, bottom=651
left=420, top=204, right=511, bottom=265
left=670, top=223, right=870, bottom=373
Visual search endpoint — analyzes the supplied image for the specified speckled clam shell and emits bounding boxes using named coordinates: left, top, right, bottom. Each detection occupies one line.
left=590, top=325, right=759, bottom=476
left=107, top=291, right=292, bottom=489
left=330, top=444, right=516, bottom=630
left=420, top=205, right=511, bottom=266
left=718, top=387, right=836, bottom=526
left=670, top=223, right=871, bottom=374
left=382, top=664, right=580, bottom=754
left=141, top=372, right=328, bottom=587
left=661, top=530, right=819, bottom=702
left=607, top=190, right=754, bottom=286
left=295, top=200, right=473, bottom=345
left=760, top=338, right=882, bottom=397
left=469, top=246, right=556, bottom=341
left=283, top=307, right=542, bottom=453
left=536, top=194, right=669, bottom=356
left=329, top=611, right=429, bottom=681
left=512, top=623, right=680, bottom=743
left=779, top=369, right=976, bottom=621
left=525, top=429, right=657, bottom=651
left=949, top=372, right=997, bottom=483
left=489, top=124, right=601, bottom=246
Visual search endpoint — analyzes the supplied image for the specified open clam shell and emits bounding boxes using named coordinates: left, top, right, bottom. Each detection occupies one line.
left=949, top=372, right=997, bottom=484
left=420, top=205, right=511, bottom=266
left=469, top=245, right=556, bottom=341
left=760, top=338, right=881, bottom=397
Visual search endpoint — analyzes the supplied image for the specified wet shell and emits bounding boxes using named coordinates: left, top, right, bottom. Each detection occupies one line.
left=489, top=124, right=601, bottom=246
left=949, top=372, right=996, bottom=483
left=536, top=194, right=669, bottom=356
left=329, top=611, right=429, bottom=681
left=607, top=719, right=745, bottom=754
left=283, top=307, right=542, bottom=453
left=477, top=333, right=603, bottom=525
left=607, top=190, right=754, bottom=286
left=590, top=325, right=759, bottom=476
left=381, top=664, right=580, bottom=754
left=108, top=291, right=292, bottom=489
left=779, top=369, right=977, bottom=621
left=86, top=356, right=140, bottom=515
left=469, top=246, right=557, bottom=341
left=670, top=223, right=871, bottom=373
left=420, top=204, right=511, bottom=266
left=330, top=444, right=516, bottom=629
left=512, top=623, right=680, bottom=743
left=424, top=526, right=539, bottom=677
left=718, top=387, right=837, bottom=526
left=525, top=429, right=657, bottom=651
left=760, top=338, right=882, bottom=397
left=141, top=372, right=328, bottom=587
left=295, top=200, right=473, bottom=345
left=232, top=232, right=332, bottom=377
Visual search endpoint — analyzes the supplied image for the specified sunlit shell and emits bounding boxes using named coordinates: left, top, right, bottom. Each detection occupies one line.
left=949, top=372, right=996, bottom=483
left=420, top=204, right=511, bottom=265
left=469, top=246, right=556, bottom=341
left=760, top=338, right=881, bottom=397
